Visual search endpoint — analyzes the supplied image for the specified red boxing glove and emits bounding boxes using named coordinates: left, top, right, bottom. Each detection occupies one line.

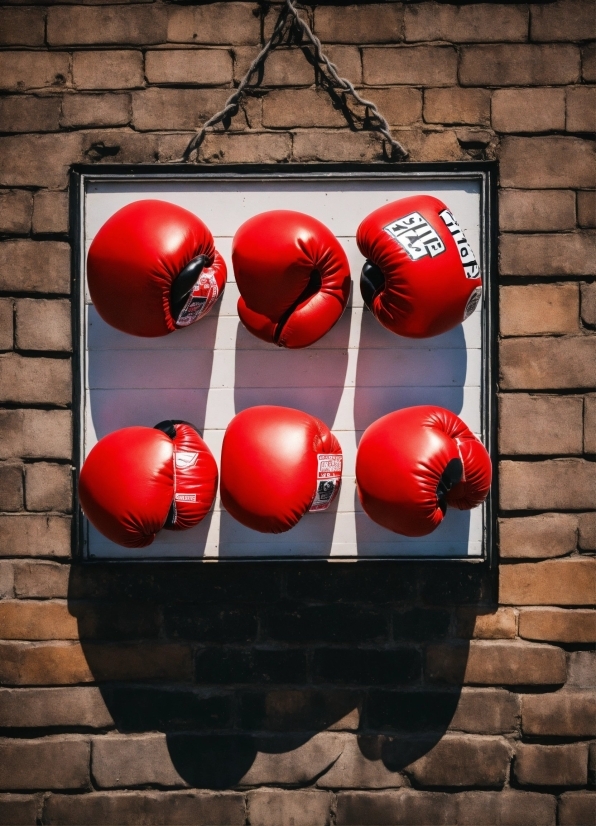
left=79, top=421, right=218, bottom=548
left=357, top=195, right=482, bottom=338
left=356, top=406, right=491, bottom=537
left=232, top=210, right=351, bottom=348
left=87, top=200, right=226, bottom=337
left=220, top=406, right=343, bottom=533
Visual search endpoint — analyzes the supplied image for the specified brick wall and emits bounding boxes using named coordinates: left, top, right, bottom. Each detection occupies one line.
left=0, top=1, right=595, bottom=824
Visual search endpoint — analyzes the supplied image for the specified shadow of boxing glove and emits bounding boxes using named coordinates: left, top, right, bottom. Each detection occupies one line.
left=220, top=405, right=343, bottom=533
left=356, top=406, right=491, bottom=537
left=87, top=200, right=226, bottom=337
left=232, top=210, right=351, bottom=348
left=79, top=421, right=218, bottom=548
left=357, top=195, right=482, bottom=338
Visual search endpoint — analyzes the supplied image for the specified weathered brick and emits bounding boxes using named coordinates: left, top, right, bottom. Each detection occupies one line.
left=501, top=232, right=596, bottom=276
left=452, top=790, right=556, bottom=826
left=0, top=561, right=14, bottom=599
left=387, top=129, right=464, bottom=162
left=519, top=608, right=596, bottom=643
left=292, top=130, right=385, bottom=163
left=582, top=283, right=596, bottom=328
left=578, top=192, right=596, bottom=228
left=407, top=736, right=510, bottom=788
left=500, top=460, right=596, bottom=510
left=239, top=732, right=345, bottom=787
left=0, top=134, right=83, bottom=189
left=531, top=0, right=596, bottom=42
left=262, top=88, right=346, bottom=128
left=500, top=558, right=596, bottom=605
left=0, top=8, right=45, bottom=46
left=0, top=464, right=23, bottom=512
left=363, top=46, right=458, bottom=86
left=80, top=128, right=159, bottom=165
left=247, top=790, right=332, bottom=826
left=500, top=137, right=596, bottom=189
left=0, top=794, right=41, bottom=824
left=515, top=743, right=588, bottom=787
left=500, top=338, right=596, bottom=390
left=0, top=53, right=70, bottom=93
left=460, top=44, right=579, bottom=86
left=0, top=300, right=13, bottom=351
left=449, top=689, right=519, bottom=734
left=24, top=463, right=72, bottom=513
left=405, top=3, right=528, bottom=43
left=61, top=93, right=131, bottom=128
left=568, top=651, right=596, bottom=687
left=32, top=191, right=69, bottom=235
left=499, top=190, right=576, bottom=232
left=15, top=299, right=71, bottom=352
left=583, top=42, right=596, bottom=82
left=316, top=5, right=403, bottom=44
left=499, top=394, right=583, bottom=454
left=198, top=132, right=292, bottom=164
left=559, top=792, right=596, bottom=826
left=0, top=355, right=70, bottom=405
left=92, top=733, right=186, bottom=789
left=0, top=737, right=89, bottom=791
left=325, top=46, right=363, bottom=85
left=424, top=88, right=490, bottom=126
left=43, top=790, right=246, bottom=826
left=567, top=87, right=596, bottom=133
left=0, top=241, right=70, bottom=294
left=47, top=6, right=167, bottom=46
left=132, top=88, right=228, bottom=131
left=263, top=49, right=315, bottom=87
left=522, top=691, right=596, bottom=737
left=427, top=641, right=566, bottom=685
left=500, top=283, right=580, bottom=336
left=0, top=190, right=32, bottom=234
left=336, top=790, right=456, bottom=826
left=316, top=735, right=405, bottom=789
left=72, top=50, right=144, bottom=90
left=239, top=688, right=361, bottom=729
left=456, top=607, right=517, bottom=639
left=492, top=88, right=565, bottom=133
left=167, top=4, right=260, bottom=45
left=0, top=515, right=71, bottom=559
left=13, top=561, right=69, bottom=599
left=0, top=410, right=72, bottom=461
left=0, top=96, right=61, bottom=134
left=0, top=687, right=112, bottom=729
left=578, top=512, right=596, bottom=550
left=145, top=49, right=232, bottom=86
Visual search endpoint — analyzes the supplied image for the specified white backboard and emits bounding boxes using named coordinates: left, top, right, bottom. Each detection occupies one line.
left=79, top=170, right=492, bottom=560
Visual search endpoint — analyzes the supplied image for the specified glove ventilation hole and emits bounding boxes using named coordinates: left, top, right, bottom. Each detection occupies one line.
left=436, top=458, right=463, bottom=515
left=170, top=255, right=209, bottom=322
left=360, top=260, right=385, bottom=310
left=273, top=268, right=322, bottom=344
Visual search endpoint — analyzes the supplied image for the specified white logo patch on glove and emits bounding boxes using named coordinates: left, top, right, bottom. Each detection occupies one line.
left=384, top=212, right=446, bottom=261
left=310, top=454, right=343, bottom=512
left=439, top=209, right=481, bottom=279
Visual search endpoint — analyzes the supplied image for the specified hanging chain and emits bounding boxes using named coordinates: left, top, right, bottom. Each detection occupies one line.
left=180, top=0, right=409, bottom=162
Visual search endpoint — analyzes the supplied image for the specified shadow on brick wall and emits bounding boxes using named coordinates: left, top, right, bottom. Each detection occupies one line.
left=67, top=562, right=488, bottom=789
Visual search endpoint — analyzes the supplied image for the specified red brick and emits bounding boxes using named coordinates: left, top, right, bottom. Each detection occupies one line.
left=456, top=607, right=517, bottom=640
left=248, top=790, right=332, bottom=826
left=531, top=0, right=596, bottom=42
left=0, top=190, right=32, bottom=234
left=578, top=192, right=596, bottom=228
left=0, top=600, right=77, bottom=640
left=522, top=691, right=596, bottom=736
left=336, top=790, right=455, bottom=826
left=460, top=44, right=579, bottom=86
left=424, top=88, right=490, bottom=126
left=405, top=3, right=528, bottom=43
left=567, top=87, right=596, bottom=133
left=500, top=338, right=596, bottom=390
left=578, top=512, right=596, bottom=551
left=500, top=283, right=579, bottom=336
left=452, top=791, right=556, bottom=826
left=132, top=88, right=228, bottom=131
left=582, top=283, right=596, bottom=328
left=0, top=241, right=70, bottom=294
left=0, top=737, right=90, bottom=791
left=43, top=790, right=246, bottom=826
left=568, top=651, right=596, bottom=687
left=449, top=689, right=519, bottom=734
left=500, top=558, right=596, bottom=605
left=0, top=515, right=71, bottom=560
left=25, top=463, right=72, bottom=513
left=0, top=355, right=70, bottom=405
left=492, top=88, right=565, bottom=133
left=0, top=8, right=45, bottom=46
left=500, top=137, right=596, bottom=189
left=0, top=562, right=14, bottom=599
left=12, top=561, right=70, bottom=598
left=499, top=394, right=583, bottom=454
left=0, top=410, right=72, bottom=461
left=0, top=687, right=113, bottom=729
left=0, top=53, right=70, bottom=93
left=514, top=743, right=587, bottom=787
left=15, top=299, right=71, bottom=352
left=0, top=300, right=13, bottom=351
left=583, top=42, right=596, bottom=82
left=500, top=232, right=596, bottom=276
left=407, top=736, right=510, bottom=788
left=61, top=93, right=131, bottom=128
left=47, top=6, right=167, bottom=46
left=499, top=190, right=576, bottom=232
left=315, top=5, right=403, bottom=44
left=426, top=641, right=566, bottom=686
left=32, top=191, right=69, bottom=235
left=167, top=4, right=260, bottom=46
left=559, top=792, right=596, bottom=826
left=519, top=608, right=596, bottom=643
left=363, top=46, right=458, bottom=86
left=73, top=50, right=144, bottom=90
left=145, top=49, right=232, bottom=86
left=0, top=464, right=23, bottom=512
left=0, top=96, right=61, bottom=134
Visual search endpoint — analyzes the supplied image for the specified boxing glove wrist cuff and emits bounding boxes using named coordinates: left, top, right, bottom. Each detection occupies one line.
left=170, top=255, right=222, bottom=327
left=309, top=453, right=343, bottom=512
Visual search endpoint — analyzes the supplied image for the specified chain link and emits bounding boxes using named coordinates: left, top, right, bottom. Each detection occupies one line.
left=180, top=0, right=409, bottom=162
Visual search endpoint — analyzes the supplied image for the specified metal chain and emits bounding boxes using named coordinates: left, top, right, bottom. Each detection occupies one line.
left=180, top=0, right=409, bottom=162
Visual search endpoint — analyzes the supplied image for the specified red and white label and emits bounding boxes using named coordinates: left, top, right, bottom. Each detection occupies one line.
left=439, top=209, right=481, bottom=279
left=175, top=493, right=197, bottom=503
left=176, top=268, right=220, bottom=327
left=309, top=453, right=343, bottom=512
